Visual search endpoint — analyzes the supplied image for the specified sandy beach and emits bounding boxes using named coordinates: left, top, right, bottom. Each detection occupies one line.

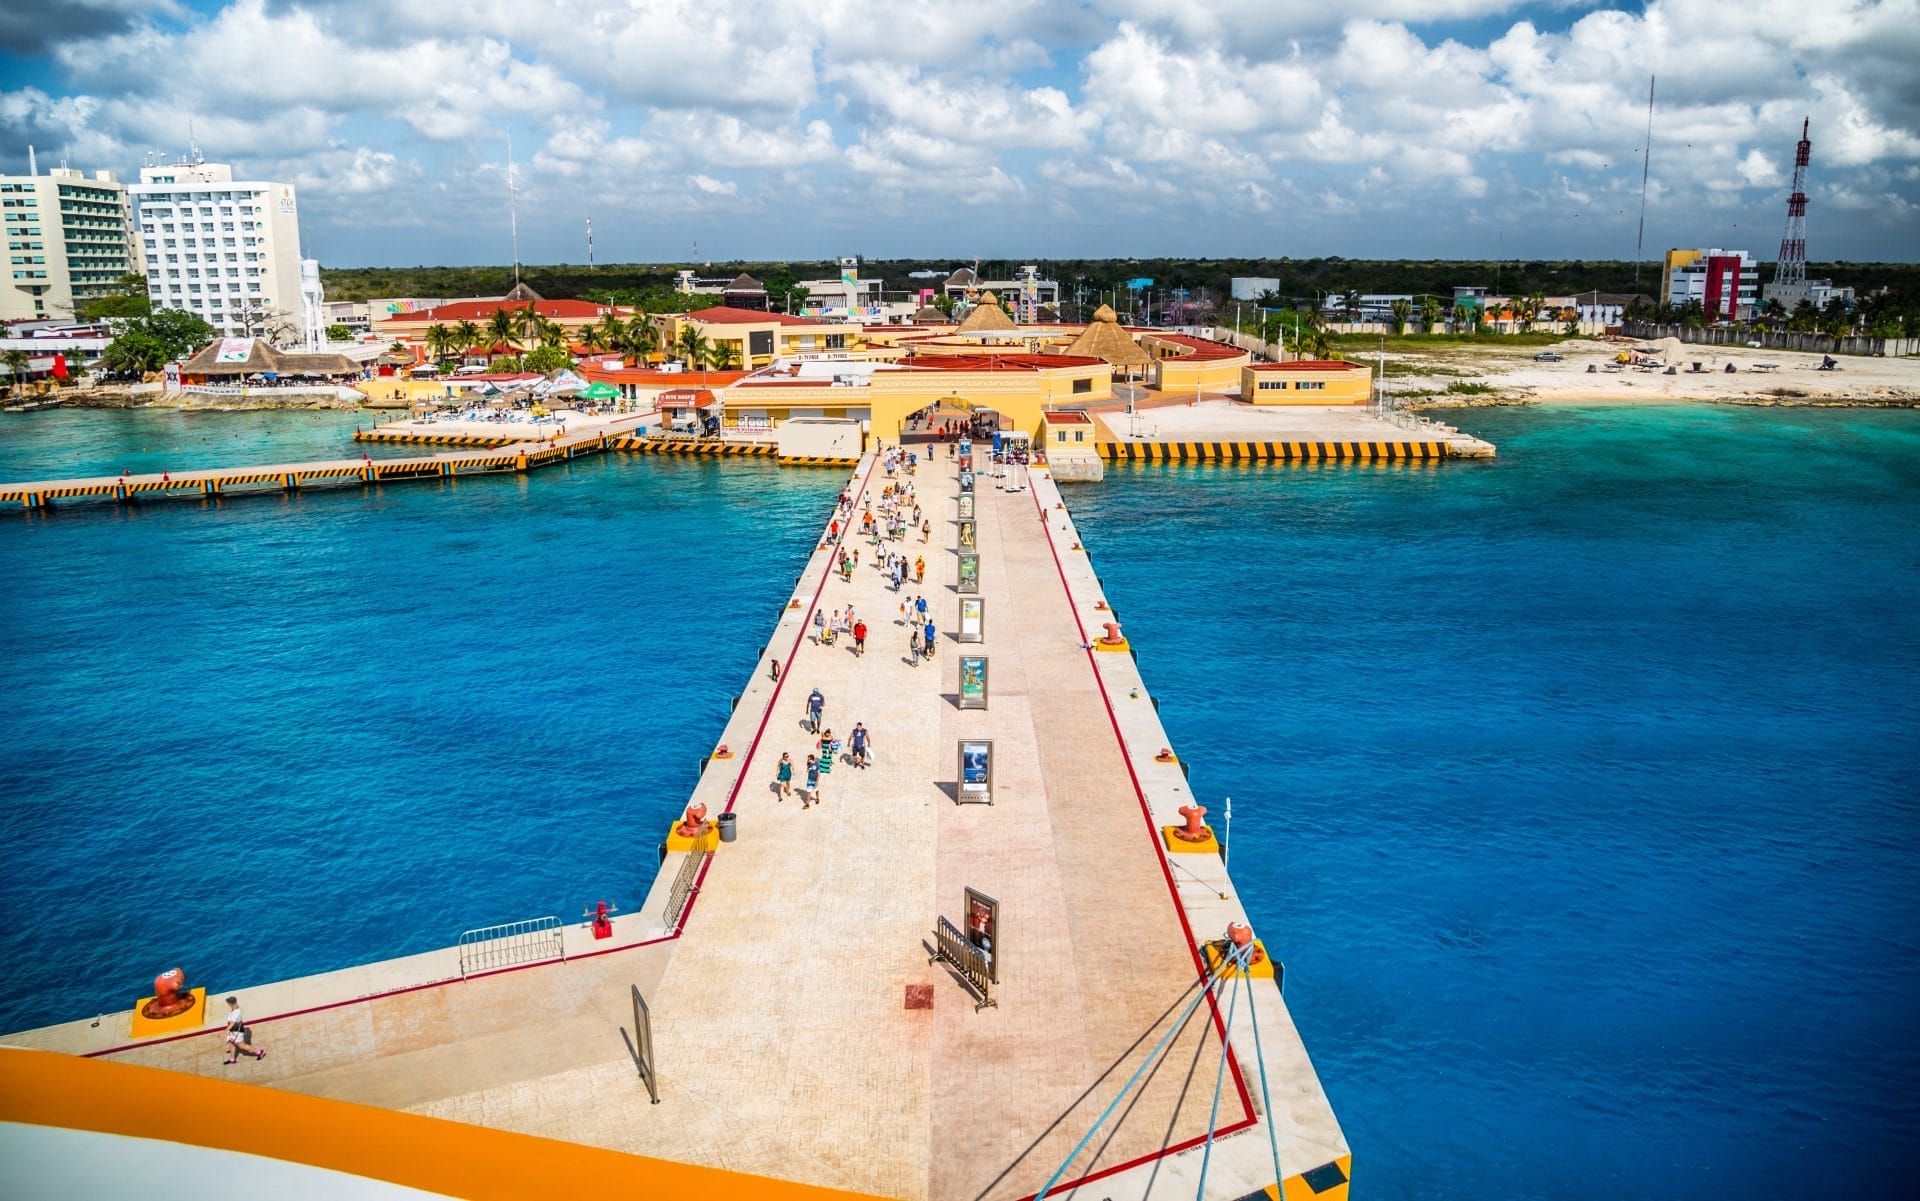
left=1382, top=337, right=1920, bottom=408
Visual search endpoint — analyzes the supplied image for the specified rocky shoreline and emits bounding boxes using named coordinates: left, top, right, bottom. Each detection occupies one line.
left=4, top=388, right=367, bottom=413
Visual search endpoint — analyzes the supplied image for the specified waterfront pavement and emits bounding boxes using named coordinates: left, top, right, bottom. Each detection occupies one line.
left=7, top=444, right=1347, bottom=1200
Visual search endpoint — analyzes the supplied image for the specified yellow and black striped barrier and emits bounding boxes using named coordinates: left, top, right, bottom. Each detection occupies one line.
left=1100, top=440, right=1449, bottom=463
left=777, top=456, right=861, bottom=467
left=612, top=438, right=778, bottom=458
left=353, top=430, right=521, bottom=448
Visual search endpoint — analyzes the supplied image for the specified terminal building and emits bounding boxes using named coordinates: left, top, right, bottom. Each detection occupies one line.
left=1661, top=248, right=1759, bottom=321
left=130, top=158, right=305, bottom=339
left=0, top=166, right=141, bottom=324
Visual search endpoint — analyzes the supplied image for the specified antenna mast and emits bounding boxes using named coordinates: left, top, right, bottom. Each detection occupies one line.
left=507, top=135, right=520, bottom=287
left=1634, top=75, right=1655, bottom=284
left=1773, top=118, right=1811, bottom=290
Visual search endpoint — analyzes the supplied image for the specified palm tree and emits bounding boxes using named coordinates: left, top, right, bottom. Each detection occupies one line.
left=537, top=317, right=567, bottom=350
left=676, top=323, right=711, bottom=370
left=425, top=323, right=456, bottom=363
left=510, top=303, right=543, bottom=349
left=624, top=315, right=660, bottom=364
left=1389, top=298, right=1412, bottom=336
left=486, top=308, right=517, bottom=354
left=596, top=312, right=625, bottom=351
left=1341, top=289, right=1363, bottom=325
left=1422, top=296, right=1447, bottom=333
left=3, top=347, right=31, bottom=393
left=706, top=340, right=740, bottom=370
left=1454, top=300, right=1479, bottom=333
left=451, top=320, right=482, bottom=359
left=576, top=326, right=607, bottom=355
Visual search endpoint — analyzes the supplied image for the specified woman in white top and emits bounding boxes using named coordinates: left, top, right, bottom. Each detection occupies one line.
left=223, top=995, right=266, bottom=1065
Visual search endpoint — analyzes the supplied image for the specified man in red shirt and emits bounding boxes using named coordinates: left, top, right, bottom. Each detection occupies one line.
left=853, top=620, right=867, bottom=657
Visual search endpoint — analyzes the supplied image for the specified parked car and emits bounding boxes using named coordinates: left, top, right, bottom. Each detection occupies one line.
left=1533, top=351, right=1565, bottom=362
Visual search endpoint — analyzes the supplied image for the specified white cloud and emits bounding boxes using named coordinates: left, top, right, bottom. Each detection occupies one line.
left=0, top=0, right=1914, bottom=262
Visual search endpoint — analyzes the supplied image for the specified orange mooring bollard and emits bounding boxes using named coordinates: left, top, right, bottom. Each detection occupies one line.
left=1225, top=921, right=1266, bottom=967
left=678, top=803, right=709, bottom=838
left=143, top=967, right=196, bottom=1019
left=1098, top=621, right=1124, bottom=646
left=1175, top=803, right=1209, bottom=841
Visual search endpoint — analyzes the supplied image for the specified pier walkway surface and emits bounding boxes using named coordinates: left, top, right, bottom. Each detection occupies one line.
left=7, top=448, right=1348, bottom=1200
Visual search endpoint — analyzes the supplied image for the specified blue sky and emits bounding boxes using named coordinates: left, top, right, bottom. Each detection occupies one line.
left=3, top=0, right=1916, bottom=267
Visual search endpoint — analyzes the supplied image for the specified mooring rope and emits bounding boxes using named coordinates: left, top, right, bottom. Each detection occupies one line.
left=1033, top=952, right=1234, bottom=1201
left=1244, top=945, right=1287, bottom=1193
left=1193, top=941, right=1250, bottom=1200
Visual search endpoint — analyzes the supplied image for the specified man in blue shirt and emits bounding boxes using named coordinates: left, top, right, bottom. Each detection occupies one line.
left=923, top=619, right=937, bottom=659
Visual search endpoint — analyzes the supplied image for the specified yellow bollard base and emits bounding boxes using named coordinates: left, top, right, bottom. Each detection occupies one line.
left=1094, top=638, right=1130, bottom=653
left=1202, top=939, right=1277, bottom=979
left=129, top=987, right=207, bottom=1039
left=664, top=823, right=719, bottom=853
left=1161, top=825, right=1221, bottom=855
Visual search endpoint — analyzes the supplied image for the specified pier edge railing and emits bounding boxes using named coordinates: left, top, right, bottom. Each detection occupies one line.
left=665, top=850, right=709, bottom=931
left=456, top=915, right=565, bottom=979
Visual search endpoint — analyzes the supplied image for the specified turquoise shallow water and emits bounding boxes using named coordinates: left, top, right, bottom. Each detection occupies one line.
left=1063, top=404, right=1920, bottom=1200
left=1, top=404, right=1917, bottom=1198
left=0, top=409, right=421, bottom=480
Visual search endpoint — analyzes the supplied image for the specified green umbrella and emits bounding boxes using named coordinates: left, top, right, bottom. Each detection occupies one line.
left=576, top=381, right=620, bottom=401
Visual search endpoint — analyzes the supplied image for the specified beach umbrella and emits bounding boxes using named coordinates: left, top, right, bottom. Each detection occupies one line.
left=576, top=381, right=619, bottom=401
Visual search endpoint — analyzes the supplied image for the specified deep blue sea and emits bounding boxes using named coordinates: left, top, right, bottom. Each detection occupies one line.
left=3, top=404, right=1917, bottom=1198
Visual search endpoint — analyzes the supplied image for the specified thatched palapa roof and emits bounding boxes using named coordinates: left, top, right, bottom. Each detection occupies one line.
left=1060, top=304, right=1150, bottom=368
left=179, top=339, right=361, bottom=378
left=912, top=305, right=949, bottom=324
left=954, top=290, right=1016, bottom=333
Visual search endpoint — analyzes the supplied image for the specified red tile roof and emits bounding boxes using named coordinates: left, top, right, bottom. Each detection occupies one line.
left=681, top=306, right=824, bottom=326
left=388, top=299, right=618, bottom=324
left=578, top=366, right=751, bottom=386
left=901, top=353, right=1106, bottom=372
left=1043, top=410, right=1095, bottom=423
left=1247, top=359, right=1366, bottom=371
left=1139, top=333, right=1244, bottom=361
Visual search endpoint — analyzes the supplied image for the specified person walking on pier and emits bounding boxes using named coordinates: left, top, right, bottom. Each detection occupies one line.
left=813, top=608, right=826, bottom=644
left=850, top=722, right=872, bottom=768
left=909, top=623, right=922, bottom=664
left=803, top=754, right=819, bottom=809
left=818, top=730, right=838, bottom=773
left=914, top=556, right=925, bottom=585
left=221, top=996, right=265, bottom=1065
left=806, top=687, right=825, bottom=734
left=776, top=752, right=793, bottom=801
left=923, top=618, right=937, bottom=660
left=920, top=518, right=931, bottom=542
left=853, top=619, right=868, bottom=657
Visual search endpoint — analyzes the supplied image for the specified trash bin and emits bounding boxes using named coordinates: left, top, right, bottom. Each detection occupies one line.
left=717, top=812, right=737, bottom=843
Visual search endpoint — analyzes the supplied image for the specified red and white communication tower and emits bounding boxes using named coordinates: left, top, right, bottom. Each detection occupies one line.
left=1772, top=118, right=1811, bottom=289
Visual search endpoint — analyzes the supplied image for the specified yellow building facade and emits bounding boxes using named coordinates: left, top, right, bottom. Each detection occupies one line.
left=665, top=306, right=868, bottom=370
left=1240, top=361, right=1373, bottom=405
left=720, top=354, right=1112, bottom=441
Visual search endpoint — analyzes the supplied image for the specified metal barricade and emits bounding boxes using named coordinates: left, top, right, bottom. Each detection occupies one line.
left=456, top=915, right=564, bottom=979
left=631, top=984, right=660, bottom=1103
left=930, top=916, right=997, bottom=1011
left=665, top=849, right=709, bottom=930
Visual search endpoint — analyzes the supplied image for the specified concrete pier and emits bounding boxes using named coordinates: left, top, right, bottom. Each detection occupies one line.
left=5, top=446, right=1347, bottom=1200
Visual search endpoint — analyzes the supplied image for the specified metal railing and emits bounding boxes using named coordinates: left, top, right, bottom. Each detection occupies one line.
left=630, top=984, right=660, bottom=1103
left=456, top=915, right=564, bottom=979
left=665, top=849, right=709, bottom=930
left=930, top=916, right=997, bottom=1011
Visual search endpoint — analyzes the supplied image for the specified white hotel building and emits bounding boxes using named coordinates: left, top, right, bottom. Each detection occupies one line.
left=130, top=160, right=303, bottom=339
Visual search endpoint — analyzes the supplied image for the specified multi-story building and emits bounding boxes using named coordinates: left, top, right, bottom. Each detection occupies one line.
left=0, top=168, right=141, bottom=324
left=129, top=160, right=303, bottom=340
left=943, top=266, right=1060, bottom=320
left=1661, top=248, right=1758, bottom=321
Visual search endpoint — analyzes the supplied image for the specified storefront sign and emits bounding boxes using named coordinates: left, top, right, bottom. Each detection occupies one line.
left=957, top=739, right=993, bottom=805
left=957, top=596, right=984, bottom=642
left=958, top=656, right=988, bottom=709
left=965, top=887, right=1000, bottom=982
